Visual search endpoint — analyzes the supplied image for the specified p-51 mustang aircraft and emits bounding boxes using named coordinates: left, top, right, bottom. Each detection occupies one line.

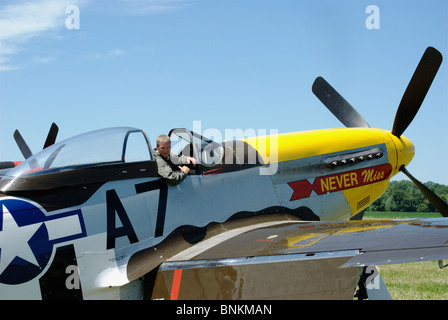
left=0, top=47, right=447, bottom=300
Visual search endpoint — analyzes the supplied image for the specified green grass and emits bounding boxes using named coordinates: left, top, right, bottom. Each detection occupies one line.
left=378, top=262, right=448, bottom=300
left=364, top=211, right=442, bottom=219
left=363, top=211, right=447, bottom=300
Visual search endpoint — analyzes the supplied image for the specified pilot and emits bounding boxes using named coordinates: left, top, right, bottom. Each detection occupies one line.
left=154, top=134, right=197, bottom=185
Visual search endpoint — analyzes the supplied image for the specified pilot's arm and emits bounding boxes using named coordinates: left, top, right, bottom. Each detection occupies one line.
left=157, top=164, right=188, bottom=186
left=155, top=153, right=194, bottom=186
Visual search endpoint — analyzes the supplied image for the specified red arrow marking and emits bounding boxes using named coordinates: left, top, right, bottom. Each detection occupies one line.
left=288, top=163, right=392, bottom=201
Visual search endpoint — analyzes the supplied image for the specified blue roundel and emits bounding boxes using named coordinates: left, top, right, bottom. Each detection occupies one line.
left=0, top=199, right=55, bottom=285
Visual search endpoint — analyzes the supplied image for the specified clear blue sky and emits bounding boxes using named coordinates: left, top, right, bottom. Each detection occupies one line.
left=1, top=0, right=447, bottom=184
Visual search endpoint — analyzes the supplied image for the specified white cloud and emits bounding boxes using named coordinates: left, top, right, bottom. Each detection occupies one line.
left=0, top=0, right=84, bottom=71
left=114, top=0, right=192, bottom=15
left=109, top=48, right=126, bottom=56
left=0, top=42, right=20, bottom=71
left=0, top=0, right=189, bottom=71
left=83, top=48, right=126, bottom=60
left=32, top=56, right=56, bottom=64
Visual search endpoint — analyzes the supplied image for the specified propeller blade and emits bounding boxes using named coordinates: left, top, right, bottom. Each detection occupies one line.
left=0, top=161, right=20, bottom=170
left=400, top=166, right=448, bottom=218
left=13, top=129, right=33, bottom=159
left=392, top=47, right=443, bottom=137
left=13, top=123, right=59, bottom=159
left=312, top=76, right=370, bottom=128
left=43, top=122, right=59, bottom=149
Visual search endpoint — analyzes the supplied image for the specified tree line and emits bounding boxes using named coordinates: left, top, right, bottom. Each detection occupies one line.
left=367, top=180, right=448, bottom=212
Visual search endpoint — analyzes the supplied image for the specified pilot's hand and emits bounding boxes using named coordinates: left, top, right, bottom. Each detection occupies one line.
left=187, top=156, right=197, bottom=166
left=179, top=166, right=190, bottom=174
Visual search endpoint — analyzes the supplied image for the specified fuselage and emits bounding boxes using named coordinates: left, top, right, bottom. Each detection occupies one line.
left=244, top=127, right=414, bottom=219
left=0, top=126, right=414, bottom=299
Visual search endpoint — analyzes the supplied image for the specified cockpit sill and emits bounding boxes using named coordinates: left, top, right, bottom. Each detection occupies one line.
left=0, top=127, right=264, bottom=200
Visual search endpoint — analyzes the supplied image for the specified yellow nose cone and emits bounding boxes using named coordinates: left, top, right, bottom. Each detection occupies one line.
left=390, top=133, right=415, bottom=175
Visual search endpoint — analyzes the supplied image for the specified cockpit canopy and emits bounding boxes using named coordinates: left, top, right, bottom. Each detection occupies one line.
left=1, top=126, right=262, bottom=185
left=169, top=128, right=263, bottom=167
left=2, top=127, right=152, bottom=180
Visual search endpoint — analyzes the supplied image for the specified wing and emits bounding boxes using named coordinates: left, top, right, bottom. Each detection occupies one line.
left=127, top=215, right=448, bottom=299
left=168, top=218, right=448, bottom=266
